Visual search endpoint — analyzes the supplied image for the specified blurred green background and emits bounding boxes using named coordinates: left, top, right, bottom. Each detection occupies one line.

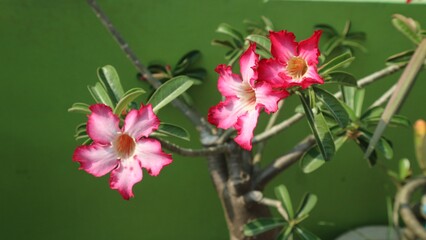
left=1, top=0, right=425, bottom=239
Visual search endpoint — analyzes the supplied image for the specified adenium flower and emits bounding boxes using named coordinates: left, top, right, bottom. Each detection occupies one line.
left=73, top=104, right=172, bottom=200
left=258, top=30, right=323, bottom=89
left=208, top=43, right=288, bottom=150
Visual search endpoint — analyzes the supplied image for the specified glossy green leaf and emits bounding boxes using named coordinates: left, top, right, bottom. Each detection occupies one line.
left=347, top=32, right=366, bottom=41
left=88, top=82, right=114, bottom=107
left=392, top=14, right=422, bottom=45
left=243, top=218, right=286, bottom=236
left=318, top=50, right=354, bottom=75
left=341, top=87, right=364, bottom=118
left=299, top=93, right=335, bottom=161
left=359, top=129, right=394, bottom=160
left=226, top=49, right=244, bottom=66
left=296, top=193, right=318, bottom=219
left=314, top=87, right=350, bottom=128
left=174, top=50, right=201, bottom=74
left=211, top=39, right=235, bottom=49
left=365, top=39, right=426, bottom=159
left=97, top=65, right=125, bottom=104
left=68, top=102, right=91, bottom=115
left=185, top=68, right=207, bottom=80
left=356, top=136, right=378, bottom=166
left=323, top=36, right=343, bottom=56
left=148, top=76, right=200, bottom=113
left=113, top=88, right=145, bottom=115
left=301, top=136, right=348, bottom=173
left=363, top=115, right=411, bottom=128
left=275, top=185, right=294, bottom=219
left=325, top=72, right=357, bottom=86
left=261, top=16, right=274, bottom=31
left=294, top=227, right=321, bottom=240
left=216, top=23, right=244, bottom=43
left=342, top=40, right=368, bottom=53
left=386, top=49, right=415, bottom=65
left=281, top=226, right=294, bottom=240
left=246, top=34, right=271, bottom=51
left=157, top=123, right=190, bottom=141
left=314, top=24, right=338, bottom=36
left=360, top=106, right=384, bottom=120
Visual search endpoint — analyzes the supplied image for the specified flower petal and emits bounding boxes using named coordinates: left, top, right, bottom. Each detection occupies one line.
left=73, top=143, right=118, bottom=177
left=208, top=96, right=252, bottom=129
left=239, top=43, right=259, bottom=86
left=123, top=104, right=159, bottom=140
left=135, top=138, right=172, bottom=176
left=234, top=109, right=260, bottom=150
left=257, top=58, right=288, bottom=88
left=87, top=104, right=120, bottom=144
left=255, top=82, right=289, bottom=113
left=270, top=30, right=297, bottom=63
left=298, top=30, right=322, bottom=65
left=299, top=66, right=324, bottom=89
left=109, top=159, right=142, bottom=200
left=215, top=64, right=243, bottom=97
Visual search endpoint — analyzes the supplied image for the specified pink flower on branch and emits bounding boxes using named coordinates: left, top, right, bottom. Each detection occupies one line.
left=73, top=104, right=172, bottom=200
left=258, top=30, right=324, bottom=90
left=208, top=43, right=288, bottom=150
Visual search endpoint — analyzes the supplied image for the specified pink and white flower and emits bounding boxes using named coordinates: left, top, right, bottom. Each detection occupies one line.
left=258, top=30, right=323, bottom=89
left=73, top=104, right=172, bottom=200
left=208, top=43, right=288, bottom=150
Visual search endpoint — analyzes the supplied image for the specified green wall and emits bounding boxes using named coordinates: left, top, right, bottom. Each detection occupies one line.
left=0, top=0, right=425, bottom=239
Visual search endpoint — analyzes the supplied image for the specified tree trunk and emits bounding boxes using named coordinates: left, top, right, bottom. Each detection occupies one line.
left=206, top=142, right=278, bottom=240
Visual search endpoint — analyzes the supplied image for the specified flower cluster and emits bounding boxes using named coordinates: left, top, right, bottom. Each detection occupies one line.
left=73, top=104, right=172, bottom=200
left=208, top=30, right=323, bottom=150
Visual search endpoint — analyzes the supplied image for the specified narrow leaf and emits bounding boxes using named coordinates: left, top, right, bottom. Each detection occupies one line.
left=97, top=65, right=125, bottom=104
left=157, top=123, right=190, bottom=141
left=113, top=88, right=145, bottom=115
left=243, top=218, right=286, bottom=237
left=296, top=193, right=318, bottom=219
left=363, top=115, right=411, bottom=128
left=301, top=136, right=348, bottom=173
left=356, top=136, right=378, bottom=166
left=68, top=102, right=91, bottom=115
left=261, top=16, right=274, bottom=31
left=365, top=39, right=426, bottom=159
left=148, top=76, right=200, bottom=113
left=392, top=14, right=422, bottom=45
left=299, top=93, right=335, bottom=161
left=211, top=39, right=235, bottom=49
left=246, top=34, right=271, bottom=51
left=318, top=50, right=354, bottom=75
left=88, top=82, right=114, bottom=107
left=399, top=158, right=412, bottom=180
left=275, top=185, right=294, bottom=219
left=386, top=49, right=415, bottom=65
left=294, top=227, right=321, bottom=240
left=314, top=87, right=350, bottom=128
left=360, top=129, right=394, bottom=160
left=216, top=23, right=244, bottom=43
left=174, top=50, right=201, bottom=74
left=325, top=72, right=357, bottom=86
left=342, top=40, right=368, bottom=53
left=314, top=24, right=338, bottom=36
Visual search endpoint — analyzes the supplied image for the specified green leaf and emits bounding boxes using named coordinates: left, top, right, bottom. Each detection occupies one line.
left=342, top=40, right=368, bottom=53
left=113, top=88, right=145, bottom=115
left=275, top=185, right=294, bottom=219
left=324, top=72, right=357, bottom=86
left=360, top=106, right=384, bottom=120
left=156, top=123, right=190, bottom=141
left=359, top=129, right=394, bottom=160
left=226, top=49, right=244, bottom=66
left=362, top=115, right=411, bottom=128
left=174, top=50, right=201, bottom=75
left=88, top=82, right=114, bottom=107
left=261, top=16, right=274, bottom=31
left=243, top=218, right=286, bottom=237
left=68, top=102, right=91, bottom=115
left=314, top=24, right=338, bottom=37
left=392, top=14, right=422, bottom=45
left=365, top=39, right=426, bottom=159
left=386, top=49, right=415, bottom=65
left=97, top=65, right=125, bottom=104
left=246, top=34, right=271, bottom=51
left=356, top=136, right=378, bottom=167
left=300, top=136, right=348, bottom=173
left=294, top=227, right=321, bottom=240
left=318, top=50, right=354, bottom=75
left=211, top=39, right=235, bottom=49
left=347, top=32, right=366, bottom=41
left=216, top=23, right=244, bottom=43
left=314, top=87, right=350, bottom=128
left=296, top=193, right=318, bottom=219
left=148, top=76, right=200, bottom=113
left=341, top=87, right=364, bottom=118
left=323, top=36, right=343, bottom=56
left=299, top=93, right=335, bottom=161
left=342, top=20, right=351, bottom=36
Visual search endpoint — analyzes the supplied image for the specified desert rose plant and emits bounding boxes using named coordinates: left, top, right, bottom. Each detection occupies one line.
left=68, top=0, right=426, bottom=239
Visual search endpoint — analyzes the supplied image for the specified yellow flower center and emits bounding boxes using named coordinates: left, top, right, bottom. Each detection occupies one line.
left=114, top=134, right=136, bottom=159
left=287, top=57, right=308, bottom=79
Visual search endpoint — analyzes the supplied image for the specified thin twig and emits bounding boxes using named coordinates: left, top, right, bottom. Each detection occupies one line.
left=244, top=191, right=289, bottom=220
left=253, top=64, right=405, bottom=144
left=155, top=137, right=230, bottom=157
left=86, top=0, right=213, bottom=137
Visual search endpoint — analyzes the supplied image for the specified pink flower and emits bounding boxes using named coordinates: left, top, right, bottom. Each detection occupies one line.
left=208, top=43, right=288, bottom=150
left=73, top=104, right=172, bottom=200
left=258, top=30, right=323, bottom=89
